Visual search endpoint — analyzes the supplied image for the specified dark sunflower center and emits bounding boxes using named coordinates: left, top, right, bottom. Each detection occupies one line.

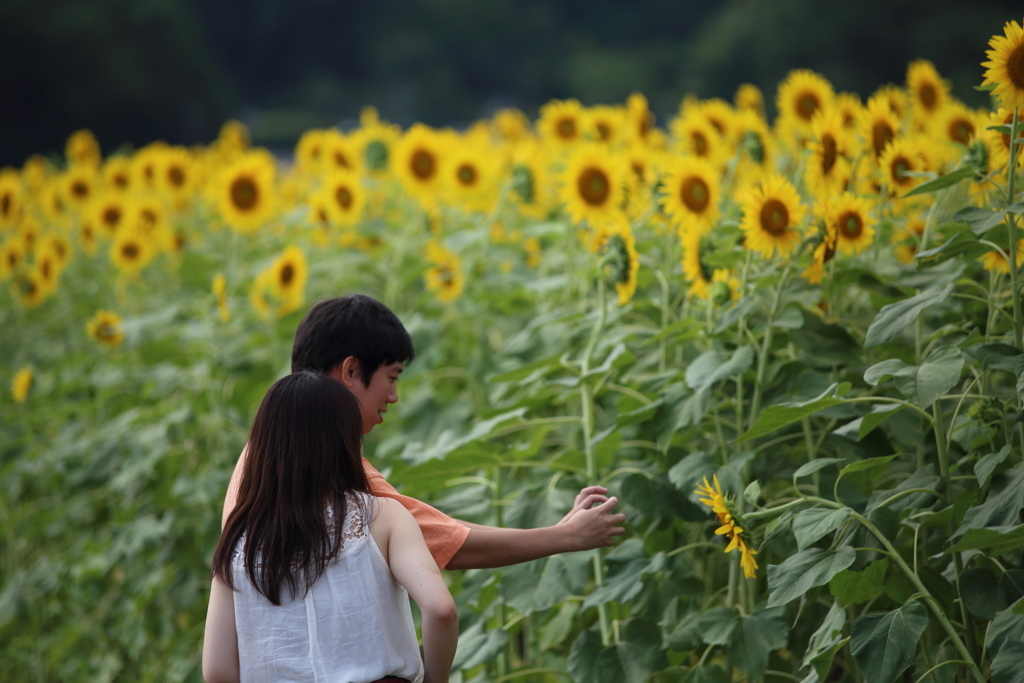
left=1, top=193, right=10, bottom=217
left=950, top=118, right=974, bottom=145
left=230, top=177, right=259, bottom=210
left=692, top=132, right=708, bottom=156
left=114, top=173, right=129, bottom=189
left=822, top=134, right=837, bottom=174
left=681, top=176, right=710, bottom=213
left=797, top=92, right=820, bottom=120
left=71, top=181, right=89, bottom=199
left=556, top=117, right=577, bottom=140
left=839, top=211, right=862, bottom=239
left=596, top=122, right=612, bottom=141
left=334, top=152, right=350, bottom=168
left=103, top=207, right=122, bottom=227
left=410, top=149, right=436, bottom=180
left=457, top=164, right=478, bottom=186
left=919, top=83, right=937, bottom=110
left=280, top=264, right=294, bottom=286
left=872, top=122, right=894, bottom=157
left=760, top=199, right=789, bottom=235
left=891, top=156, right=913, bottom=185
left=168, top=167, right=185, bottom=187
left=437, top=264, right=455, bottom=286
left=335, top=186, right=352, bottom=209
left=708, top=117, right=725, bottom=135
left=577, top=167, right=610, bottom=206
left=41, top=259, right=51, bottom=279
left=122, top=243, right=139, bottom=260
left=630, top=161, right=645, bottom=180
left=511, top=164, right=534, bottom=203
left=141, top=209, right=157, bottom=228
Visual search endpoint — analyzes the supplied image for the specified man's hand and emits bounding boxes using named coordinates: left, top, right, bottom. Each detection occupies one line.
left=556, top=486, right=626, bottom=551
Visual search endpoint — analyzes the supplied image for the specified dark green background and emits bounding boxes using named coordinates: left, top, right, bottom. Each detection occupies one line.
left=1, top=0, right=1019, bottom=165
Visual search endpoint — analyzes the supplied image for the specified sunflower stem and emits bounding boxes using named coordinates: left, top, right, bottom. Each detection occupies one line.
left=1005, top=108, right=1022, bottom=351
left=580, top=276, right=611, bottom=646
left=749, top=264, right=791, bottom=430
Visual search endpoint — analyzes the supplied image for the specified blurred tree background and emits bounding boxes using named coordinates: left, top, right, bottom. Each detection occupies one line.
left=1, top=0, right=1020, bottom=165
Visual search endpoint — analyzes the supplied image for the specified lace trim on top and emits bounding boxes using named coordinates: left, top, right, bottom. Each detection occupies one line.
left=232, top=491, right=371, bottom=565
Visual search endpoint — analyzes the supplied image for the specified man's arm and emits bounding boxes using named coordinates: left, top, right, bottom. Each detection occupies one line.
left=445, top=488, right=626, bottom=570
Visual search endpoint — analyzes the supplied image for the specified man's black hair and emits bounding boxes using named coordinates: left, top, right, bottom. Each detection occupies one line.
left=291, top=294, right=415, bottom=386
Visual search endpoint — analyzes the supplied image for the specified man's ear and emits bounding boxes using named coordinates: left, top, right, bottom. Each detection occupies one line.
left=330, top=356, right=361, bottom=389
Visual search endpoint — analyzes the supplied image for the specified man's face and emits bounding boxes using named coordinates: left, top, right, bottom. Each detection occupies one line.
left=330, top=359, right=403, bottom=435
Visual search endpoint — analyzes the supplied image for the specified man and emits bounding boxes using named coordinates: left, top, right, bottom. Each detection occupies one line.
left=223, top=294, right=626, bottom=570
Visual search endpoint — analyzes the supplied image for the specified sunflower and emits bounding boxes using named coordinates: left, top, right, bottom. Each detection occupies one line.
left=393, top=124, right=447, bottom=205
left=524, top=237, right=542, bottom=268
left=12, top=272, right=47, bottom=309
left=805, top=109, right=855, bottom=198
left=130, top=195, right=171, bottom=251
left=11, top=366, right=32, bottom=403
left=733, top=110, right=776, bottom=186
left=906, top=60, right=950, bottom=124
left=984, top=107, right=1024, bottom=170
left=132, top=144, right=167, bottom=191
left=695, top=475, right=758, bottom=579
left=32, top=247, right=59, bottom=294
left=268, top=246, right=308, bottom=314
left=682, top=229, right=716, bottom=298
left=834, top=92, right=864, bottom=130
left=593, top=215, right=639, bottom=305
left=18, top=217, right=41, bottom=254
left=443, top=139, right=500, bottom=213
left=862, top=94, right=902, bottom=162
left=62, top=165, right=97, bottom=211
left=661, top=155, right=721, bottom=235
left=585, top=105, right=626, bottom=145
left=625, top=93, right=656, bottom=145
left=734, top=83, right=765, bottom=118
left=826, top=192, right=876, bottom=255
left=775, top=69, right=835, bottom=139
left=0, top=239, right=25, bottom=279
left=322, top=129, right=360, bottom=173
left=424, top=241, right=464, bottom=303
left=560, top=144, right=626, bottom=226
left=157, top=146, right=196, bottom=202
left=350, top=111, right=401, bottom=177
left=492, top=108, right=531, bottom=142
left=893, top=218, right=926, bottom=264
left=802, top=210, right=837, bottom=285
left=22, top=155, right=51, bottom=192
left=879, top=137, right=926, bottom=197
left=320, top=170, right=365, bottom=226
left=86, top=309, right=124, bottom=348
left=670, top=113, right=725, bottom=165
left=981, top=239, right=1024, bottom=274
left=982, top=19, right=1024, bottom=110
left=509, top=140, right=554, bottom=218
left=215, top=152, right=277, bottom=233
left=39, top=233, right=72, bottom=270
left=873, top=84, right=910, bottom=121
left=213, top=273, right=230, bottom=322
left=930, top=102, right=982, bottom=149
left=103, top=156, right=133, bottom=193
left=110, top=229, right=154, bottom=274
left=698, top=99, right=740, bottom=145
left=66, top=129, right=101, bottom=168
left=538, top=99, right=585, bottom=147
left=740, top=174, right=807, bottom=259
left=295, top=129, right=330, bottom=173
left=217, top=119, right=251, bottom=153
left=78, top=219, right=99, bottom=255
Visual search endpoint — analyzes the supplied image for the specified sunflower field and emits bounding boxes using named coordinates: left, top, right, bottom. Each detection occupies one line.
left=4, top=18, right=1024, bottom=683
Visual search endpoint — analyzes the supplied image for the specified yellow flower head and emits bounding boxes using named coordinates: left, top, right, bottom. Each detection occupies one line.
left=593, top=215, right=639, bottom=305
left=102, top=156, right=134, bottom=193
left=981, top=239, right=1024, bottom=274
left=879, top=137, right=926, bottom=197
left=826, top=192, right=877, bottom=255
left=66, top=129, right=101, bottom=168
left=661, top=155, right=721, bottom=235
left=538, top=99, right=585, bottom=147
left=62, top=165, right=97, bottom=210
left=295, top=129, right=330, bottom=173
left=805, top=108, right=854, bottom=199
left=89, top=192, right=132, bottom=238
left=670, top=113, right=725, bottom=165
left=739, top=174, right=807, bottom=259
left=320, top=170, right=365, bottom=227
left=424, top=241, right=464, bottom=303
left=321, top=129, right=360, bottom=173
left=982, top=19, right=1024, bottom=110
left=560, top=144, right=626, bottom=227
left=0, top=170, right=23, bottom=229
left=626, top=92, right=657, bottom=144
left=267, top=246, right=308, bottom=315
left=984, top=107, right=1024, bottom=170
left=11, top=367, right=32, bottom=402
left=775, top=69, right=836, bottom=138
left=86, top=310, right=124, bottom=348
left=215, top=152, right=277, bottom=233
left=861, top=93, right=901, bottom=163
left=906, top=60, right=950, bottom=122
left=394, top=124, right=447, bottom=205
left=735, top=83, right=765, bottom=118
left=442, top=139, right=500, bottom=213
left=157, top=146, right=197, bottom=202
left=585, top=105, right=626, bottom=145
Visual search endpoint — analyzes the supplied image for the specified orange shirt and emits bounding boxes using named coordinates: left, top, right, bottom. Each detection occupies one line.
left=363, top=458, right=470, bottom=570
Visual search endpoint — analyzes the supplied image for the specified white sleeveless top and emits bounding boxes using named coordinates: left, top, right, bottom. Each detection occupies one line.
left=231, top=492, right=424, bottom=683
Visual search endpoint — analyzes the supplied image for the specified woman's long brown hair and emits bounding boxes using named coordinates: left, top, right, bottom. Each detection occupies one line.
left=211, top=371, right=369, bottom=605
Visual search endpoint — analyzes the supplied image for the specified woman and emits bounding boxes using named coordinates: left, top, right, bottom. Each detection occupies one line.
left=202, top=371, right=458, bottom=683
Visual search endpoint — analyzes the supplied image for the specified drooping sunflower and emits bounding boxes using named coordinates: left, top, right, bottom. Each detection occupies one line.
left=879, top=137, right=926, bottom=197
left=215, top=152, right=277, bottom=233
left=86, top=309, right=124, bottom=348
left=661, top=155, right=721, bottom=235
left=626, top=92, right=656, bottom=145
left=11, top=366, right=32, bottom=403
left=740, top=174, right=807, bottom=259
left=981, top=239, right=1024, bottom=274
left=906, top=60, right=950, bottom=125
left=393, top=124, right=447, bottom=206
left=681, top=229, right=716, bottom=298
left=0, top=170, right=22, bottom=230
left=775, top=69, right=836, bottom=139
left=321, top=129, right=360, bottom=173
left=65, top=129, right=101, bottom=168
left=862, top=94, right=902, bottom=162
left=442, top=139, right=500, bottom=213
left=492, top=108, right=532, bottom=142
left=560, top=144, right=626, bottom=227
left=110, top=228, right=154, bottom=273
left=982, top=19, right=1024, bottom=110
left=593, top=215, right=639, bottom=305
left=733, top=110, right=776, bottom=185
left=509, top=140, right=554, bottom=218
left=802, top=208, right=837, bottom=285
left=805, top=109, right=855, bottom=198
left=267, top=245, right=308, bottom=314
left=538, top=99, right=585, bottom=147
left=984, top=107, right=1024, bottom=170
left=320, top=169, right=365, bottom=226
left=424, top=241, right=464, bottom=303
left=826, top=192, right=876, bottom=255
left=695, top=475, right=758, bottom=579
left=734, top=83, right=765, bottom=119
